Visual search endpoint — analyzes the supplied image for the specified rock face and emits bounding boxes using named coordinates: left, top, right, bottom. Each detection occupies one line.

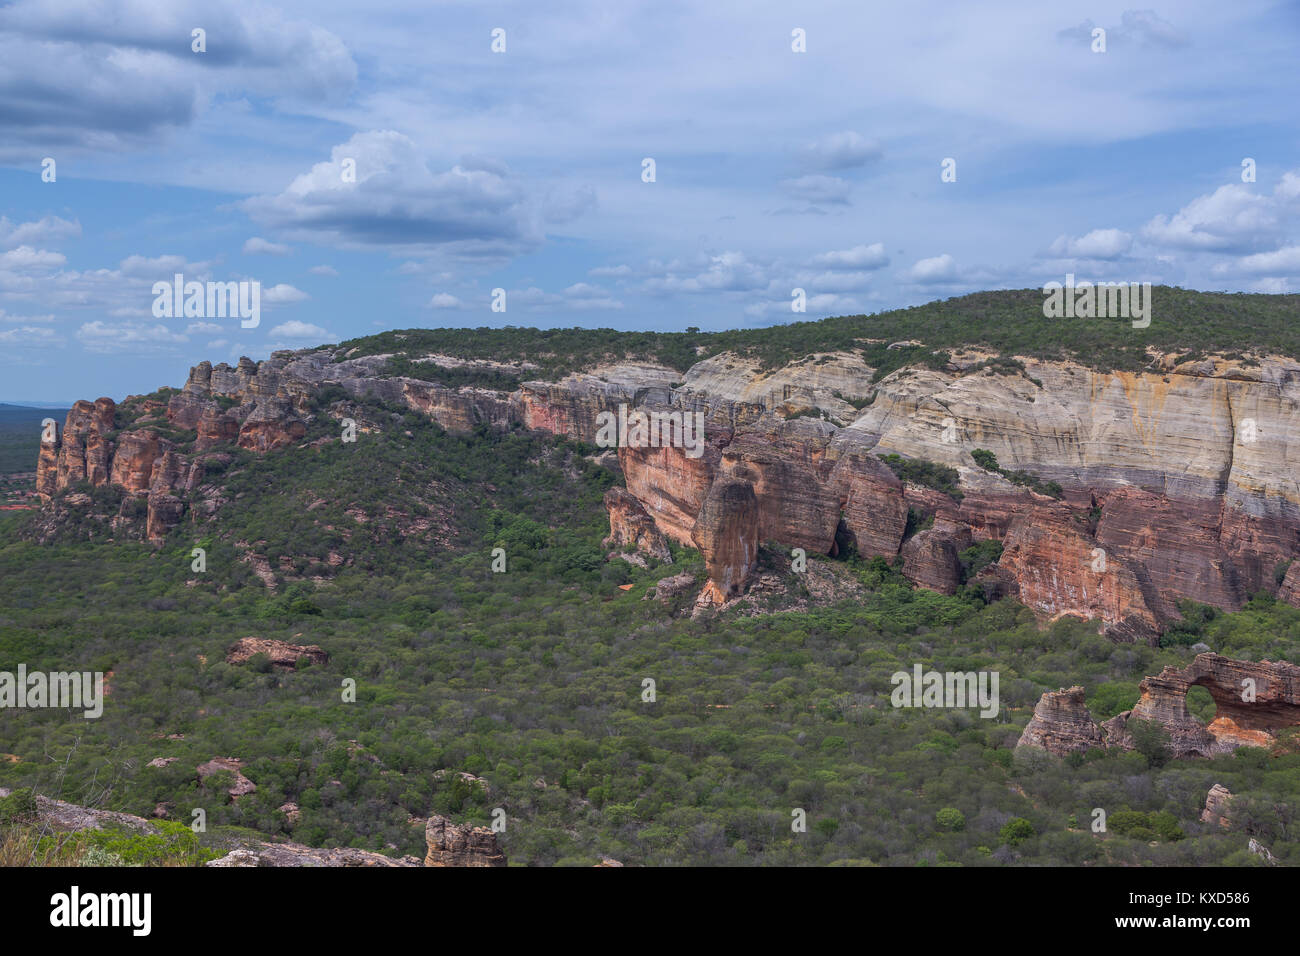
left=1016, top=686, right=1107, bottom=756
left=1018, top=654, right=1300, bottom=759
left=423, top=814, right=507, bottom=867
left=603, top=487, right=671, bottom=561
left=1201, top=784, right=1233, bottom=827
left=691, top=478, right=760, bottom=600
left=1107, top=654, right=1300, bottom=757
left=196, top=757, right=257, bottom=799
left=37, top=343, right=1300, bottom=637
left=225, top=637, right=330, bottom=670
left=207, top=844, right=417, bottom=867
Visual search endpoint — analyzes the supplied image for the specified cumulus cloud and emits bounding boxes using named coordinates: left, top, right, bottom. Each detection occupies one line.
left=429, top=293, right=463, bottom=309
left=0, top=216, right=80, bottom=249
left=75, top=321, right=188, bottom=353
left=906, top=253, right=959, bottom=283
left=0, top=325, right=61, bottom=347
left=0, top=1, right=356, bottom=158
left=810, top=243, right=889, bottom=270
left=642, top=251, right=768, bottom=294
left=261, top=283, right=309, bottom=304
left=506, top=284, right=623, bottom=311
left=1213, top=246, right=1300, bottom=278
left=0, top=246, right=66, bottom=273
left=243, top=237, right=292, bottom=256
left=0, top=308, right=54, bottom=323
left=241, top=130, right=544, bottom=257
left=1046, top=228, right=1133, bottom=259
left=797, top=131, right=882, bottom=171
left=1142, top=183, right=1284, bottom=252
left=268, top=319, right=333, bottom=340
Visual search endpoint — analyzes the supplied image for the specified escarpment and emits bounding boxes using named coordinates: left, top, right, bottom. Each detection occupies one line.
left=32, top=342, right=1300, bottom=640
left=1018, top=653, right=1300, bottom=759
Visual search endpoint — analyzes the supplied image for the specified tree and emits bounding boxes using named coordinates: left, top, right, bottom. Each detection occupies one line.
left=936, top=808, right=965, bottom=831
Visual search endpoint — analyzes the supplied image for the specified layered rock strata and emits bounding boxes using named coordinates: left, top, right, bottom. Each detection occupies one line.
left=36, top=345, right=1300, bottom=639
left=1017, top=654, right=1300, bottom=759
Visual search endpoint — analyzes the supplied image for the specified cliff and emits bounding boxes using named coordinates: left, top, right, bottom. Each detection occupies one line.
left=33, top=340, right=1300, bottom=639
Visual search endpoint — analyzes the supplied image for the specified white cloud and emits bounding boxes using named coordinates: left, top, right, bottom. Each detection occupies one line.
left=268, top=320, right=334, bottom=340
left=797, top=131, right=882, bottom=171
left=262, top=283, right=309, bottom=304
left=810, top=243, right=889, bottom=270
left=242, top=237, right=292, bottom=256
left=0, top=246, right=66, bottom=272
left=308, top=265, right=338, bottom=276
left=75, top=321, right=188, bottom=353
left=0, top=325, right=61, bottom=347
left=906, top=254, right=959, bottom=283
left=1214, top=245, right=1300, bottom=278
left=1142, top=184, right=1281, bottom=252
left=642, top=251, right=768, bottom=294
left=1047, top=228, right=1133, bottom=259
left=0, top=216, right=80, bottom=249
left=429, top=293, right=463, bottom=309
left=241, top=130, right=542, bottom=257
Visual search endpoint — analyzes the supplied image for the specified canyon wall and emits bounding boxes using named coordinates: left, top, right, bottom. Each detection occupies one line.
left=35, top=344, right=1300, bottom=639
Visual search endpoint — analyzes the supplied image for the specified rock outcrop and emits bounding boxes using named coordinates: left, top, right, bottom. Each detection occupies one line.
left=225, top=637, right=330, bottom=670
left=691, top=477, right=760, bottom=601
left=1018, top=654, right=1300, bottom=759
left=423, top=814, right=507, bottom=867
left=196, top=757, right=257, bottom=799
left=1200, top=784, right=1233, bottom=827
left=1016, top=686, right=1108, bottom=756
left=37, top=343, right=1300, bottom=637
left=603, top=487, right=672, bottom=561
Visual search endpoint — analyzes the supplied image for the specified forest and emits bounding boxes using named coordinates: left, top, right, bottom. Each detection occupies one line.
left=1, top=400, right=1297, bottom=866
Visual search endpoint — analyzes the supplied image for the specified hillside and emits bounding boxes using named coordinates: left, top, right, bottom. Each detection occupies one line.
left=7, top=288, right=1300, bottom=867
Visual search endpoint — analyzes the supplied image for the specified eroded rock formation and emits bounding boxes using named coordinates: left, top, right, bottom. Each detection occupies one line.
left=603, top=487, right=672, bottom=561
left=691, top=477, right=760, bottom=601
left=1018, top=654, right=1300, bottom=759
left=424, top=814, right=507, bottom=867
left=226, top=637, right=330, bottom=670
left=36, top=343, right=1300, bottom=635
left=1017, top=686, right=1108, bottom=755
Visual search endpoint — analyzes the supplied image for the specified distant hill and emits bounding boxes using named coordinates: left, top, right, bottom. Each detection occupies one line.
left=337, top=286, right=1300, bottom=385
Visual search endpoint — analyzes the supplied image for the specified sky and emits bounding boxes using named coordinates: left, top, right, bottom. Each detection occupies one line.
left=0, top=0, right=1298, bottom=402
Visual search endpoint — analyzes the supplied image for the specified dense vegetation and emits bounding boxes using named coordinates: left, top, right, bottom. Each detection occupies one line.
left=0, top=404, right=67, bottom=476
left=2, top=402, right=1298, bottom=866
left=336, top=287, right=1300, bottom=384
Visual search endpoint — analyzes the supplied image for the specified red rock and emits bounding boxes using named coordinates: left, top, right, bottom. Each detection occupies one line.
left=603, top=487, right=671, bottom=560
left=1017, top=686, right=1107, bottom=756
left=424, top=814, right=507, bottom=867
left=691, top=478, right=760, bottom=598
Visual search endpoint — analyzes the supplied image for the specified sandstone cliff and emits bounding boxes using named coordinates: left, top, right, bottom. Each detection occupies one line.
left=34, top=343, right=1300, bottom=640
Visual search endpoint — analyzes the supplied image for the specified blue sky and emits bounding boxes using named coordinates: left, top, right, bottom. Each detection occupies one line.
left=1, top=0, right=1298, bottom=401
